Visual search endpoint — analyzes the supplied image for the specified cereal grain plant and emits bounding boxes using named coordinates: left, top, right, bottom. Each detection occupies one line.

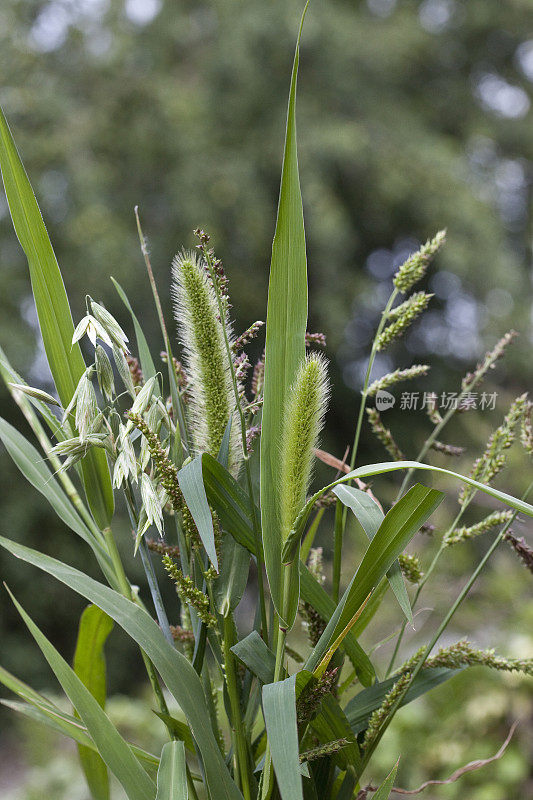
left=0, top=7, right=532, bottom=800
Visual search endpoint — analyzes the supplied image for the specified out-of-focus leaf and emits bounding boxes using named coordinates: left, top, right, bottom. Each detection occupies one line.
left=73, top=605, right=114, bottom=800
left=260, top=4, right=308, bottom=628
left=178, top=455, right=218, bottom=570
left=0, top=537, right=243, bottom=800
left=0, top=107, right=113, bottom=527
left=305, top=484, right=444, bottom=672
left=156, top=741, right=188, bottom=800
left=0, top=666, right=159, bottom=772
left=333, top=484, right=411, bottom=623
left=263, top=674, right=303, bottom=800
left=6, top=588, right=155, bottom=800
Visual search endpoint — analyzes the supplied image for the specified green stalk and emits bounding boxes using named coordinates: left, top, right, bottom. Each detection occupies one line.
left=135, top=207, right=188, bottom=460
left=334, top=289, right=399, bottom=598
left=223, top=614, right=252, bottom=800
left=357, top=483, right=532, bottom=779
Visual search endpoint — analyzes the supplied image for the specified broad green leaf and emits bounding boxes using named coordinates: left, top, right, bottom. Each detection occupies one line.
left=153, top=712, right=195, bottom=753
left=289, top=460, right=533, bottom=550
left=178, top=455, right=218, bottom=570
left=214, top=532, right=250, bottom=615
left=231, top=631, right=276, bottom=685
left=74, top=605, right=114, bottom=800
left=263, top=674, right=303, bottom=800
left=344, top=668, right=459, bottom=734
left=0, top=107, right=113, bottom=528
left=156, top=741, right=188, bottom=800
left=260, top=5, right=309, bottom=625
left=299, top=563, right=374, bottom=687
left=333, top=485, right=411, bottom=623
left=112, top=277, right=157, bottom=381
left=305, top=485, right=445, bottom=672
left=0, top=537, right=243, bottom=800
left=372, top=760, right=399, bottom=799
left=6, top=588, right=155, bottom=800
left=201, top=454, right=374, bottom=685
left=309, top=694, right=361, bottom=771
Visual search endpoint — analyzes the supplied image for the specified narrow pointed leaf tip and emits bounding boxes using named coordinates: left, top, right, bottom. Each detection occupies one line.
left=260, top=2, right=309, bottom=618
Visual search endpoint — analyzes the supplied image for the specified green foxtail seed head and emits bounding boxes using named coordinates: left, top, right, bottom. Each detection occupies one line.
left=172, top=250, right=242, bottom=476
left=279, top=354, right=329, bottom=542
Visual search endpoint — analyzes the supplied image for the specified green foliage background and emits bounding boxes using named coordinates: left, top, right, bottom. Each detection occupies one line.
left=0, top=0, right=532, bottom=795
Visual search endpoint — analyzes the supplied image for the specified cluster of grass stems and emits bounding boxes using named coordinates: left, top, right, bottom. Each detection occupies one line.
left=0, top=8, right=532, bottom=800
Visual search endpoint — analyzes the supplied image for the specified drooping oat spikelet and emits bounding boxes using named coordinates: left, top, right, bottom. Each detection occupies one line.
left=398, top=553, right=423, bottom=583
left=393, top=230, right=446, bottom=293
left=94, top=345, right=115, bottom=402
left=363, top=673, right=411, bottom=751
left=163, top=554, right=216, bottom=627
left=376, top=293, right=433, bottom=351
left=461, top=330, right=518, bottom=392
left=503, top=532, right=533, bottom=575
left=459, top=394, right=528, bottom=506
left=279, top=355, right=329, bottom=541
left=445, top=510, right=514, bottom=546
left=172, top=250, right=242, bottom=476
left=90, top=300, right=129, bottom=352
left=367, top=364, right=430, bottom=397
left=430, top=441, right=465, bottom=457
left=366, top=407, right=404, bottom=461
left=424, top=640, right=533, bottom=675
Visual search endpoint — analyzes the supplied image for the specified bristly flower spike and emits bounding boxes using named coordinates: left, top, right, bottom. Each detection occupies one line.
left=393, top=230, right=446, bottom=293
left=279, top=354, right=329, bottom=542
left=172, top=249, right=242, bottom=476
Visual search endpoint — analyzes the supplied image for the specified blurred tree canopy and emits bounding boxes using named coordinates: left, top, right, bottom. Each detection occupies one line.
left=0, top=0, right=532, bottom=695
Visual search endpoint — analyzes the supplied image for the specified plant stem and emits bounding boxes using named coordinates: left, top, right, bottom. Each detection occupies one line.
left=135, top=206, right=188, bottom=458
left=334, top=289, right=399, bottom=597
left=223, top=614, right=252, bottom=800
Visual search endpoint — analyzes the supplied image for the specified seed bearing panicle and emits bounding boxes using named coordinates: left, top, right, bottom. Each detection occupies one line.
left=459, top=393, right=528, bottom=506
left=367, top=364, right=430, bottom=397
left=393, top=230, right=446, bottom=293
left=445, top=510, right=514, bottom=546
left=279, top=354, right=330, bottom=542
left=376, top=292, right=433, bottom=351
left=172, top=250, right=242, bottom=477
left=366, top=407, right=404, bottom=461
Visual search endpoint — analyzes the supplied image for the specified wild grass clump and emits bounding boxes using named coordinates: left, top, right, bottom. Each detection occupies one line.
left=0, top=8, right=531, bottom=800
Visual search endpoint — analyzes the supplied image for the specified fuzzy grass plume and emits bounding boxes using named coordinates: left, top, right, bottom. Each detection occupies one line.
left=279, top=354, right=329, bottom=541
left=172, top=250, right=242, bottom=475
